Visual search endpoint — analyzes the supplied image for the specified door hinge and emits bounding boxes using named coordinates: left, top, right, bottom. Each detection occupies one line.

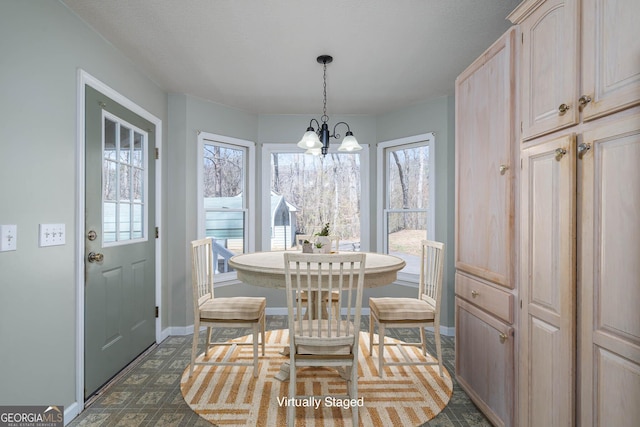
left=520, top=299, right=523, bottom=309
left=155, top=147, right=159, bottom=160
left=155, top=306, right=159, bottom=318
left=155, top=227, right=159, bottom=239
left=521, top=33, right=524, bottom=44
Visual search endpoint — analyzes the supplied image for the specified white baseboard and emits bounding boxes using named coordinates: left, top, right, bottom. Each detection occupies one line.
left=64, top=402, right=81, bottom=426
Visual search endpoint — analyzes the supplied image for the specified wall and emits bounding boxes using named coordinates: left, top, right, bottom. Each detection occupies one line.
left=0, top=0, right=167, bottom=416
left=167, top=94, right=258, bottom=328
left=376, top=96, right=456, bottom=328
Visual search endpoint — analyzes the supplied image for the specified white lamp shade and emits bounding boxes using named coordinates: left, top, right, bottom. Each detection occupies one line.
left=338, top=134, right=362, bottom=151
left=297, top=130, right=322, bottom=149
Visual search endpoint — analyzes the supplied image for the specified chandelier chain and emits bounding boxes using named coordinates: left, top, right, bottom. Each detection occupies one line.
left=321, top=61, right=329, bottom=123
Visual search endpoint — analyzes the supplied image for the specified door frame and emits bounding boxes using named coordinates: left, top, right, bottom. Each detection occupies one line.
left=75, top=70, right=163, bottom=411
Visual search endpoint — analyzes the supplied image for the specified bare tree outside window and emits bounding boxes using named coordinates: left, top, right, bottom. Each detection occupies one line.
left=269, top=152, right=361, bottom=251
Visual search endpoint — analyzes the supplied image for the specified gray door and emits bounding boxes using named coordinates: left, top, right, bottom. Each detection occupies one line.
left=84, top=86, right=156, bottom=398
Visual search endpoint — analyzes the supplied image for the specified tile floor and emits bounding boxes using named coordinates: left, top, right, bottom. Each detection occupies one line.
left=69, top=315, right=491, bottom=426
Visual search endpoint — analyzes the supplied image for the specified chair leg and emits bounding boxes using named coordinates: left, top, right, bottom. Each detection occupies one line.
left=350, top=361, right=359, bottom=427
left=261, top=315, right=266, bottom=356
left=189, top=318, right=200, bottom=378
left=369, top=314, right=374, bottom=356
left=420, top=326, right=427, bottom=356
left=378, top=323, right=385, bottom=378
left=252, top=323, right=259, bottom=378
left=434, top=324, right=443, bottom=377
left=205, top=327, right=213, bottom=355
left=287, top=359, right=296, bottom=427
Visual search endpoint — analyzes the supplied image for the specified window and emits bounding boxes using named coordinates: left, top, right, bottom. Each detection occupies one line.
left=378, top=133, right=435, bottom=277
left=198, top=132, right=255, bottom=278
left=102, top=111, right=148, bottom=245
left=262, top=144, right=369, bottom=252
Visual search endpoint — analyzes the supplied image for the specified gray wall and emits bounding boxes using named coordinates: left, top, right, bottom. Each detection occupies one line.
left=0, top=0, right=167, bottom=410
left=376, top=96, right=456, bottom=328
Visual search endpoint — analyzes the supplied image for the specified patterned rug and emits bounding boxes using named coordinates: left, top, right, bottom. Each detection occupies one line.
left=181, top=329, right=452, bottom=426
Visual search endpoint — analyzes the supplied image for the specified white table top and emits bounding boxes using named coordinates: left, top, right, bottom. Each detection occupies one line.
left=228, top=251, right=406, bottom=289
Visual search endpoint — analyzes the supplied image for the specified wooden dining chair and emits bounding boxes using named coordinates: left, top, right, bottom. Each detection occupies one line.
left=284, top=252, right=366, bottom=427
left=368, top=239, right=444, bottom=377
left=189, top=238, right=266, bottom=378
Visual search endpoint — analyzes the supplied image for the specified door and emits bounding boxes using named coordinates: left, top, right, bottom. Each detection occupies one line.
left=581, top=0, right=640, bottom=121
left=455, top=27, right=516, bottom=288
left=519, top=134, right=576, bottom=427
left=84, top=85, right=156, bottom=398
left=519, top=0, right=579, bottom=141
left=579, top=115, right=640, bottom=426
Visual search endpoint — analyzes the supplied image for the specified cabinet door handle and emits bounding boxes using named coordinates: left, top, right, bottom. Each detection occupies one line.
left=471, top=290, right=479, bottom=298
left=499, top=332, right=508, bottom=344
left=578, top=143, right=591, bottom=159
left=578, top=95, right=592, bottom=108
left=555, top=148, right=567, bottom=161
left=558, top=103, right=571, bottom=114
left=499, top=164, right=509, bottom=175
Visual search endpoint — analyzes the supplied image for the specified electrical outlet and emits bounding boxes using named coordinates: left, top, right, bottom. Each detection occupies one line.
left=0, top=225, right=17, bottom=251
left=39, top=223, right=66, bottom=247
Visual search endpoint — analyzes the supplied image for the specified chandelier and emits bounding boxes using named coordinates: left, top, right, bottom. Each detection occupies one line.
left=297, top=55, right=362, bottom=156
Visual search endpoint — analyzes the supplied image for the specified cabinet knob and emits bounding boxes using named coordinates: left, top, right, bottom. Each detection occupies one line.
left=578, top=95, right=592, bottom=108
left=471, top=290, right=479, bottom=298
left=499, top=164, right=509, bottom=175
left=555, top=147, right=567, bottom=161
left=499, top=332, right=508, bottom=344
left=558, top=103, right=571, bottom=114
left=578, top=142, right=591, bottom=159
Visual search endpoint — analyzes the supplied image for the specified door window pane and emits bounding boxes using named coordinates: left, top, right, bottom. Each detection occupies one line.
left=102, top=112, right=147, bottom=246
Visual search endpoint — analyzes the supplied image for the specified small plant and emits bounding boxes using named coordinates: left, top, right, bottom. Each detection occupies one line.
left=303, top=239, right=310, bottom=244
left=316, top=223, right=330, bottom=237
left=315, top=242, right=324, bottom=249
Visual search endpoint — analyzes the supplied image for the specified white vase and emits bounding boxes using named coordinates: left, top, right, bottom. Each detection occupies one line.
left=315, top=236, right=331, bottom=253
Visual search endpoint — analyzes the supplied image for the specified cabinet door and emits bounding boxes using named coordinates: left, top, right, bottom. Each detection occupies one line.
left=456, top=297, right=514, bottom=427
left=520, top=134, right=576, bottom=427
left=455, top=27, right=516, bottom=287
left=581, top=0, right=640, bottom=121
left=579, top=115, right=640, bottom=427
left=519, top=0, right=579, bottom=140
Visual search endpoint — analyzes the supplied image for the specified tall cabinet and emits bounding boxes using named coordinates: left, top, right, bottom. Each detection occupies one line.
left=509, top=0, right=640, bottom=426
left=454, top=27, right=519, bottom=427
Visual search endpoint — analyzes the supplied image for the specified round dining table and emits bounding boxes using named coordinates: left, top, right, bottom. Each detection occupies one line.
left=228, top=251, right=406, bottom=289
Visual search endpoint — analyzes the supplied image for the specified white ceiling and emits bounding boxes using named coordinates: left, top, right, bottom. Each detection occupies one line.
left=62, top=0, right=520, bottom=116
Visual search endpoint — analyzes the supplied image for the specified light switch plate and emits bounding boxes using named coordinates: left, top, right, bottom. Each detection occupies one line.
left=0, top=224, right=17, bottom=251
left=39, top=223, right=66, bottom=247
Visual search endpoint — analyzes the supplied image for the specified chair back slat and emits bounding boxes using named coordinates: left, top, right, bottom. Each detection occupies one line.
left=419, top=240, right=444, bottom=313
left=191, top=238, right=214, bottom=312
left=284, top=253, right=365, bottom=355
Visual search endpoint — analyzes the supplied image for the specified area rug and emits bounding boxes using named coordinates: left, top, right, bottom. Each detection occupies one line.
left=181, top=329, right=452, bottom=426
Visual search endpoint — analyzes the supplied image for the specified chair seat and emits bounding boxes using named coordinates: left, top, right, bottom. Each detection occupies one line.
left=200, top=297, right=266, bottom=321
left=369, top=297, right=435, bottom=322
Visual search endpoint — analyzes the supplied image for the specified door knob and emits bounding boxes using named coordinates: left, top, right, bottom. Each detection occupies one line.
left=578, top=143, right=591, bottom=159
left=578, top=95, right=592, bottom=108
left=499, top=164, right=509, bottom=175
left=499, top=332, right=508, bottom=344
left=555, top=147, right=567, bottom=161
left=558, top=103, right=570, bottom=114
left=88, top=252, right=104, bottom=263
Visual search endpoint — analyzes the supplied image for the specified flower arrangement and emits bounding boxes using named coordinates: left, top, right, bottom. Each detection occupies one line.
left=315, top=223, right=330, bottom=237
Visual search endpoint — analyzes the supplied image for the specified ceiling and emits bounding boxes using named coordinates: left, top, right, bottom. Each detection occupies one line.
left=62, top=0, right=520, bottom=116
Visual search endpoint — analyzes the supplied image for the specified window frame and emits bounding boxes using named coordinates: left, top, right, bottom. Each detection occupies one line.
left=101, top=110, right=149, bottom=247
left=376, top=133, right=436, bottom=282
left=197, top=131, right=256, bottom=282
left=261, top=143, right=370, bottom=252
